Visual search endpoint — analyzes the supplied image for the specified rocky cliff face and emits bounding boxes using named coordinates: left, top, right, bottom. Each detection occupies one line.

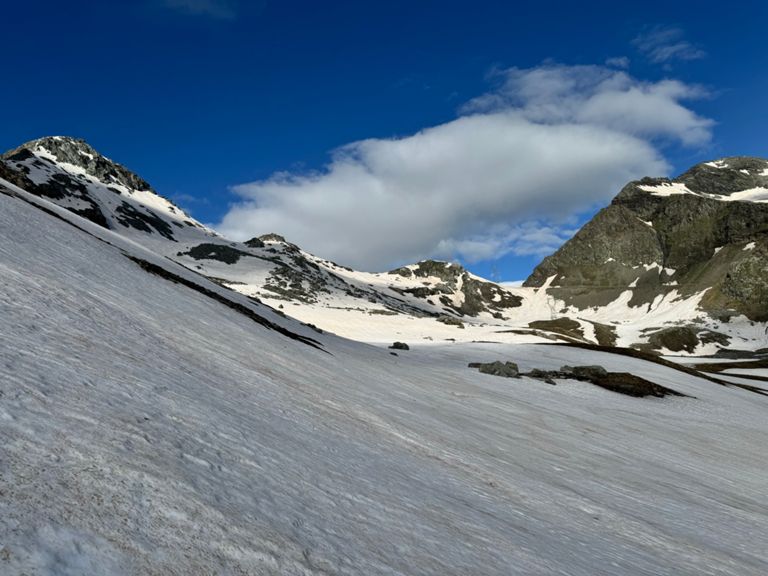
left=525, top=157, right=768, bottom=322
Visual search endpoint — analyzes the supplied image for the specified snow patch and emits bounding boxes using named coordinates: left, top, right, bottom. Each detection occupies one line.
left=638, top=182, right=694, bottom=197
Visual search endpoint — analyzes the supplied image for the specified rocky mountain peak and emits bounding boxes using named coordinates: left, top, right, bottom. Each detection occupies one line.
left=3, top=135, right=153, bottom=192
left=258, top=233, right=288, bottom=243
left=389, top=260, right=466, bottom=281
left=525, top=155, right=768, bottom=329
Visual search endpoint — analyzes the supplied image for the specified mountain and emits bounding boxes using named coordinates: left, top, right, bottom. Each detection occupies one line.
left=0, top=137, right=523, bottom=335
left=525, top=157, right=768, bottom=353
left=2, top=136, right=767, bottom=355
left=2, top=137, right=768, bottom=574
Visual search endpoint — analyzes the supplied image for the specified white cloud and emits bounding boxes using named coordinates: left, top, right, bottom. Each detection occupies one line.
left=218, top=63, right=713, bottom=271
left=605, top=56, right=630, bottom=69
left=163, top=0, right=236, bottom=19
left=633, top=26, right=706, bottom=64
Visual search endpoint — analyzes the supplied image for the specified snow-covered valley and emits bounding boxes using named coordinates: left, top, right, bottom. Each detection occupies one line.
left=2, top=156, right=768, bottom=574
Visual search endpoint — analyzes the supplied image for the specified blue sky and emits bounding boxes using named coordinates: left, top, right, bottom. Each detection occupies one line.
left=2, top=0, right=766, bottom=279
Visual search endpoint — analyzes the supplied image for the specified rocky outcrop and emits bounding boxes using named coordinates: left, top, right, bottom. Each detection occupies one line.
left=390, top=260, right=522, bottom=318
left=525, top=157, right=768, bottom=322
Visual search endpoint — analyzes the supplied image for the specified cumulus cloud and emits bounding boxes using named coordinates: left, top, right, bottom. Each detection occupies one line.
left=218, top=63, right=713, bottom=271
left=633, top=26, right=706, bottom=64
left=163, top=0, right=237, bottom=19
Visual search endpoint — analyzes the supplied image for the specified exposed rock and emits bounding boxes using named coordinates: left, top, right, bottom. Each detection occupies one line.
left=389, top=341, right=410, bottom=350
left=258, top=233, right=287, bottom=243
left=389, top=260, right=522, bottom=317
left=437, top=315, right=465, bottom=329
left=560, top=365, right=609, bottom=381
left=116, top=202, right=175, bottom=240
left=244, top=237, right=265, bottom=248
left=471, top=361, right=520, bottom=378
left=587, top=322, right=618, bottom=347
left=589, top=372, right=686, bottom=398
left=646, top=326, right=700, bottom=354
left=179, top=243, right=253, bottom=265
left=641, top=326, right=731, bottom=354
left=528, top=318, right=584, bottom=340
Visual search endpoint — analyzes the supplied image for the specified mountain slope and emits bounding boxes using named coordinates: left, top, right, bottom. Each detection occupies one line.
left=525, top=157, right=768, bottom=352
left=0, top=137, right=523, bottom=337
left=3, top=162, right=768, bottom=575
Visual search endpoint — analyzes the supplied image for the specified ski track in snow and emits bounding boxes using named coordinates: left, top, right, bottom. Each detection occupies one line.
left=2, top=186, right=768, bottom=575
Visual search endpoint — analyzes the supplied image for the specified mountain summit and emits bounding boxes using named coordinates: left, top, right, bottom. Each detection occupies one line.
left=3, top=136, right=152, bottom=192
left=1, top=135, right=207, bottom=239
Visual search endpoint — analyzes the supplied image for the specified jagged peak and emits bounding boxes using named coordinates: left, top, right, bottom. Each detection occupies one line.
left=389, top=259, right=467, bottom=279
left=3, top=135, right=153, bottom=192
left=258, top=233, right=288, bottom=243
left=694, top=156, right=768, bottom=172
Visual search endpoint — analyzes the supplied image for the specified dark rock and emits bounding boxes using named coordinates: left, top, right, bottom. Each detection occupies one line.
left=244, top=237, right=265, bottom=248
left=474, top=361, right=519, bottom=378
left=389, top=341, right=410, bottom=350
left=178, top=243, right=253, bottom=264
left=115, top=202, right=176, bottom=241
left=529, top=318, right=584, bottom=340
left=560, top=365, right=609, bottom=381
left=258, top=233, right=286, bottom=243
left=591, top=372, right=687, bottom=398
left=437, top=315, right=465, bottom=328
left=388, top=266, right=413, bottom=277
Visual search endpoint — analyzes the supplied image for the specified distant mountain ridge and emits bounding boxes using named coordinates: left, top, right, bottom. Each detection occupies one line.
left=0, top=136, right=520, bottom=325
left=1, top=136, right=766, bottom=355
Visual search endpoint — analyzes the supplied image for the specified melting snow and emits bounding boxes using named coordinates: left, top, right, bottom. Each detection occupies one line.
left=638, top=182, right=694, bottom=197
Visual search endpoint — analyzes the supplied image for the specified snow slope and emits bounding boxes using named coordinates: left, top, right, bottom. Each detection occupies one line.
left=2, top=174, right=768, bottom=574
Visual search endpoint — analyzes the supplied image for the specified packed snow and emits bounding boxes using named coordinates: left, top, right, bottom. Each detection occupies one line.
left=3, top=158, right=768, bottom=574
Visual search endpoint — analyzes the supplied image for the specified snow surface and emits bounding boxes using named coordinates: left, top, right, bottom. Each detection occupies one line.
left=638, top=182, right=695, bottom=197
left=3, top=174, right=768, bottom=575
left=0, top=179, right=768, bottom=576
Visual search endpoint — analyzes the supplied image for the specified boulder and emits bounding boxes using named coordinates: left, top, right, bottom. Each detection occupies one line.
left=389, top=341, right=410, bottom=351
left=474, top=361, right=519, bottom=378
left=561, top=365, right=609, bottom=381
